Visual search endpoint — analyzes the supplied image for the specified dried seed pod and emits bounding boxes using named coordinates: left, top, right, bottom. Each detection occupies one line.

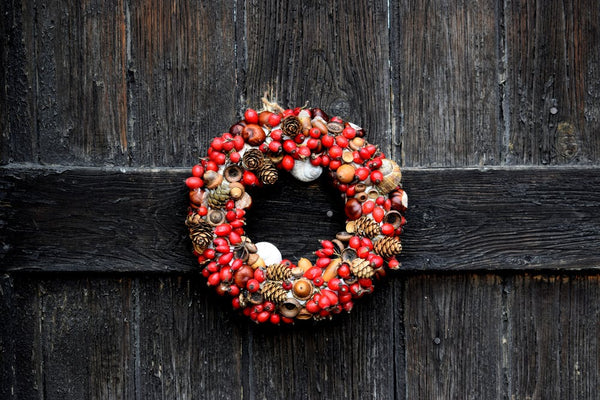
left=257, top=160, right=278, bottom=185
left=207, top=209, right=226, bottom=226
left=279, top=298, right=301, bottom=318
left=281, top=115, right=302, bottom=138
left=351, top=258, right=375, bottom=279
left=377, top=159, right=402, bottom=194
left=297, top=257, right=312, bottom=272
left=327, top=121, right=344, bottom=134
left=224, top=165, right=243, bottom=182
left=336, top=231, right=353, bottom=241
left=207, top=185, right=231, bottom=209
left=296, top=308, right=313, bottom=320
left=261, top=281, right=288, bottom=304
left=292, top=278, right=314, bottom=300
left=203, top=170, right=223, bottom=190
left=355, top=192, right=368, bottom=202
left=266, top=263, right=293, bottom=281
left=242, top=148, right=264, bottom=171
left=235, top=192, right=252, bottom=209
left=341, top=247, right=358, bottom=263
left=383, top=210, right=403, bottom=229
left=354, top=216, right=382, bottom=238
left=322, top=258, right=341, bottom=282
left=373, top=236, right=403, bottom=258
left=228, top=182, right=245, bottom=199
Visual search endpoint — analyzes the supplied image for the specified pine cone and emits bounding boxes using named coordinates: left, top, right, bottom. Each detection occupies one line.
left=242, top=149, right=264, bottom=171
left=186, top=214, right=214, bottom=253
left=281, top=115, right=302, bottom=138
left=258, top=160, right=278, bottom=185
left=266, top=263, right=292, bottom=281
left=354, top=216, right=381, bottom=238
left=207, top=184, right=231, bottom=209
left=351, top=258, right=375, bottom=279
left=261, top=281, right=288, bottom=304
left=373, top=236, right=402, bottom=258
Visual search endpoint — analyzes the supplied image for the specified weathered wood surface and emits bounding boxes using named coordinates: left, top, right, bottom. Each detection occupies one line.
left=2, top=165, right=599, bottom=272
left=3, top=273, right=600, bottom=399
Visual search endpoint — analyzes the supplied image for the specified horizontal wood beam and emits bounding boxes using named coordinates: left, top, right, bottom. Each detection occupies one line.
left=1, top=165, right=599, bottom=272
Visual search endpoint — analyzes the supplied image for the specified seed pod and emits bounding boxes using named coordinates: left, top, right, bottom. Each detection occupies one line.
left=242, top=148, right=264, bottom=171
left=266, top=263, right=293, bottom=281
left=257, top=160, right=278, bottom=185
left=207, top=184, right=231, bottom=209
left=373, top=236, right=402, bottom=258
left=281, top=115, right=302, bottom=138
left=350, top=258, right=375, bottom=279
left=261, top=281, right=287, bottom=304
left=354, top=216, right=382, bottom=238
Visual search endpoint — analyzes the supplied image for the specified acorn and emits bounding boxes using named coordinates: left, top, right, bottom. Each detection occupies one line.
left=224, top=165, right=243, bottom=182
left=203, top=170, right=223, bottom=190
left=292, top=278, right=313, bottom=300
left=228, top=182, right=245, bottom=199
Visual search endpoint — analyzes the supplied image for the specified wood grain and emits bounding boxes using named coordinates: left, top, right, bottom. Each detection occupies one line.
left=2, top=166, right=599, bottom=272
left=504, top=0, right=600, bottom=164
left=404, top=274, right=505, bottom=398
left=393, top=0, right=501, bottom=167
left=136, top=276, right=244, bottom=399
left=242, top=0, right=394, bottom=157
left=0, top=276, right=135, bottom=400
left=128, top=0, right=239, bottom=167
left=507, top=274, right=600, bottom=399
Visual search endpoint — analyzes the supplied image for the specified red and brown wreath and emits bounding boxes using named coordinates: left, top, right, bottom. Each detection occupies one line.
left=185, top=99, right=407, bottom=323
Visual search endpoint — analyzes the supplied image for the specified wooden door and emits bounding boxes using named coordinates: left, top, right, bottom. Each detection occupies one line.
left=2, top=1, right=600, bottom=399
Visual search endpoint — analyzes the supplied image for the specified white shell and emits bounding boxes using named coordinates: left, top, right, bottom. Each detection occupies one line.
left=379, top=159, right=395, bottom=175
left=255, top=242, right=282, bottom=266
left=290, top=159, right=323, bottom=182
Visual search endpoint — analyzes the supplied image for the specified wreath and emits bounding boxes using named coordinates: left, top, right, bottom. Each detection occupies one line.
left=185, top=98, right=407, bottom=323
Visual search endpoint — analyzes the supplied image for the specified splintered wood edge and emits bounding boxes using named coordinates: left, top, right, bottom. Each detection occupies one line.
left=1, top=165, right=599, bottom=272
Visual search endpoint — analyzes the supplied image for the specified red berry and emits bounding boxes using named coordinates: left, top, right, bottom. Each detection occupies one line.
left=229, top=231, right=242, bottom=245
left=359, top=147, right=371, bottom=160
left=328, top=145, right=343, bottom=159
left=361, top=237, right=373, bottom=249
left=328, top=278, right=342, bottom=291
left=335, top=135, right=348, bottom=148
left=281, top=155, right=295, bottom=171
left=321, top=135, right=335, bottom=148
left=372, top=207, right=385, bottom=222
left=297, top=146, right=311, bottom=158
left=321, top=240, right=334, bottom=249
left=370, top=170, right=384, bottom=184
left=246, top=279, right=260, bottom=292
left=207, top=272, right=221, bottom=286
left=256, top=311, right=270, bottom=323
left=342, top=127, right=356, bottom=139
left=270, top=313, right=281, bottom=324
left=381, top=223, right=394, bottom=235
left=185, top=177, right=203, bottom=189
left=229, top=151, right=241, bottom=163
left=349, top=236, right=361, bottom=249
left=232, top=135, right=245, bottom=150
left=205, top=161, right=218, bottom=171
left=220, top=267, right=233, bottom=282
left=192, top=164, right=204, bottom=177
left=338, top=263, right=351, bottom=279
left=283, top=139, right=297, bottom=154
left=313, top=277, right=324, bottom=287
left=218, top=252, right=234, bottom=266
left=310, top=155, right=322, bottom=166
left=244, top=108, right=259, bottom=124
left=309, top=127, right=321, bottom=138
left=356, top=246, right=370, bottom=258
left=215, top=224, right=232, bottom=236
left=198, top=206, right=208, bottom=216
left=306, top=138, right=320, bottom=150
left=306, top=300, right=320, bottom=314
left=320, top=155, right=330, bottom=167
left=329, top=160, right=342, bottom=171
left=362, top=200, right=375, bottom=214
left=211, top=137, right=224, bottom=151
left=270, top=129, right=283, bottom=141
left=243, top=170, right=258, bottom=186
left=268, top=113, right=281, bottom=127
left=355, top=167, right=370, bottom=181
left=269, top=140, right=282, bottom=153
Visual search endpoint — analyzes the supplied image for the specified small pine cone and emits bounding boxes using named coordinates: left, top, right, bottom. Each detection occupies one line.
left=207, top=184, right=231, bottom=209
left=351, top=258, right=375, bottom=279
left=281, top=115, right=302, bottom=138
left=261, top=281, right=288, bottom=304
left=258, top=161, right=278, bottom=185
left=266, top=263, right=292, bottom=281
left=187, top=215, right=214, bottom=253
left=354, top=216, right=381, bottom=238
left=373, top=236, right=402, bottom=258
left=242, top=149, right=264, bottom=171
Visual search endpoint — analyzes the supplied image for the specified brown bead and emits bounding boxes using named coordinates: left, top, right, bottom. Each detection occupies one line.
left=243, top=124, right=266, bottom=145
left=336, top=164, right=356, bottom=184
left=344, top=198, right=362, bottom=220
left=292, top=278, right=313, bottom=300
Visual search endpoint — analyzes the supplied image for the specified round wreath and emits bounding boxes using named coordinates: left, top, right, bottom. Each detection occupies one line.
left=185, top=99, right=407, bottom=323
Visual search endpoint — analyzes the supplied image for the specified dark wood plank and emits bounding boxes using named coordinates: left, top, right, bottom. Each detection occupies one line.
left=128, top=0, right=239, bottom=167
left=242, top=0, right=394, bottom=157
left=1, top=0, right=38, bottom=164
left=0, top=276, right=135, bottom=400
left=504, top=0, right=600, bottom=164
left=249, top=278, right=398, bottom=400
left=404, top=274, right=505, bottom=399
left=33, top=0, right=130, bottom=165
left=136, top=275, right=244, bottom=400
left=2, top=165, right=600, bottom=272
left=507, top=274, right=600, bottom=399
left=393, top=0, right=501, bottom=167
left=0, top=275, right=41, bottom=400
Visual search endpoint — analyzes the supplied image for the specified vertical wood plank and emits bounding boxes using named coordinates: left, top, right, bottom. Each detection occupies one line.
left=136, top=276, right=244, bottom=400
left=393, top=0, right=501, bottom=167
left=37, top=278, right=136, bottom=400
left=1, top=0, right=38, bottom=163
left=504, top=0, right=600, bottom=164
left=249, top=279, right=398, bottom=400
left=507, top=275, right=600, bottom=399
left=242, top=0, right=394, bottom=156
left=0, top=275, right=41, bottom=400
left=404, top=274, right=505, bottom=399
left=128, top=0, right=238, bottom=167
left=34, top=0, right=130, bottom=165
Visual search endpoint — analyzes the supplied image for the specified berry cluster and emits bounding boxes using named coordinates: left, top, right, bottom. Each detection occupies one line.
left=185, top=104, right=407, bottom=323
